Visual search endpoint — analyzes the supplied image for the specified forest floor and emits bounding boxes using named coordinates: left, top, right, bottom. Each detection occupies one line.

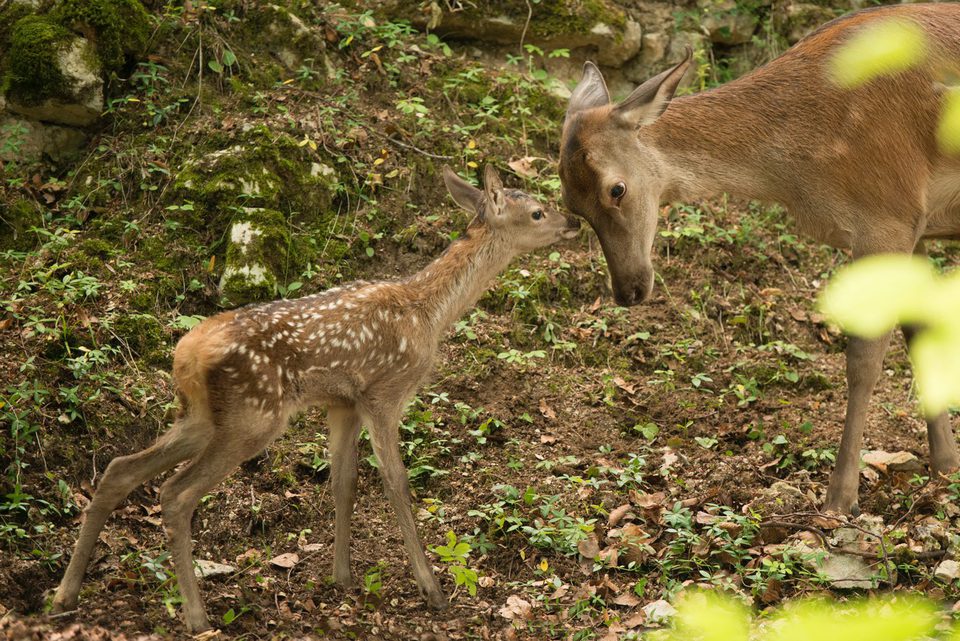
left=1, top=2, right=959, bottom=640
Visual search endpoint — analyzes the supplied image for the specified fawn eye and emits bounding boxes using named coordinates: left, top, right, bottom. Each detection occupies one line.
left=610, top=182, right=626, bottom=201
left=531, top=210, right=544, bottom=221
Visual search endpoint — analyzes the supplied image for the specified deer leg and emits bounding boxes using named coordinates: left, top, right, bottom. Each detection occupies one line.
left=52, top=420, right=205, bottom=613
left=159, top=428, right=267, bottom=633
left=327, top=405, right=362, bottom=588
left=901, top=324, right=960, bottom=475
left=824, top=331, right=893, bottom=514
left=365, top=408, right=446, bottom=610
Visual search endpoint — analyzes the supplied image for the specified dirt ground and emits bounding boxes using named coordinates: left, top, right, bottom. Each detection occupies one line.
left=2, top=2, right=959, bottom=640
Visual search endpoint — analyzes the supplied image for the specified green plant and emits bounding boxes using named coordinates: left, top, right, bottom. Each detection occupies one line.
left=430, top=531, right=479, bottom=597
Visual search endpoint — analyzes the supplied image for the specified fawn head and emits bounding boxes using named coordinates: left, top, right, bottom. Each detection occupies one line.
left=558, top=53, right=690, bottom=306
left=443, top=164, right=580, bottom=250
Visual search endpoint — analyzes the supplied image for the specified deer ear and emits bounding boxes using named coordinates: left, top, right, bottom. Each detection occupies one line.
left=613, top=49, right=691, bottom=128
left=566, top=61, right=610, bottom=119
left=443, top=165, right=484, bottom=215
left=483, top=164, right=505, bottom=216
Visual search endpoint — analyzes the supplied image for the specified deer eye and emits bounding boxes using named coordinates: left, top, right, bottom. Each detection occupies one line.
left=531, top=210, right=544, bottom=221
left=610, top=182, right=626, bottom=201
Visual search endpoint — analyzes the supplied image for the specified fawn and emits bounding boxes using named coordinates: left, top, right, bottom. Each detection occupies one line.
left=559, top=3, right=960, bottom=514
left=51, top=164, right=580, bottom=632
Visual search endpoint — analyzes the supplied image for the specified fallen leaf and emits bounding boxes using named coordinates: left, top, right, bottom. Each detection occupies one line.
left=612, top=376, right=636, bottom=395
left=269, top=552, right=300, bottom=569
left=499, top=594, right=533, bottom=620
left=632, top=491, right=666, bottom=509
left=539, top=434, right=558, bottom=445
left=538, top=398, right=557, bottom=420
left=624, top=612, right=646, bottom=628
left=608, top=503, right=631, bottom=527
left=507, top=156, right=540, bottom=178
left=612, top=592, right=641, bottom=608
left=577, top=536, right=601, bottom=559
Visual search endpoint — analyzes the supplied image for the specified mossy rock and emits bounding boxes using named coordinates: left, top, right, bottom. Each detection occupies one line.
left=171, top=129, right=342, bottom=230
left=233, top=3, right=331, bottom=77
left=0, top=1, right=38, bottom=58
left=0, top=198, right=43, bottom=251
left=398, top=0, right=639, bottom=66
left=52, top=0, right=150, bottom=73
left=2, top=14, right=75, bottom=105
left=219, top=207, right=290, bottom=306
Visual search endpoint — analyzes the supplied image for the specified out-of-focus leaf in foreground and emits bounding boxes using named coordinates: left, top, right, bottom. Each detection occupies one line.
left=829, top=19, right=927, bottom=88
left=819, top=254, right=960, bottom=414
left=937, top=87, right=960, bottom=154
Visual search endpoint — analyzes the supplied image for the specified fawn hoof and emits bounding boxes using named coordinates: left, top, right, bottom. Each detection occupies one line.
left=49, top=595, right=76, bottom=615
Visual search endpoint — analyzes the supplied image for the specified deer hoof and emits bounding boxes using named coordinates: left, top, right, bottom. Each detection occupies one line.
left=426, top=591, right=448, bottom=610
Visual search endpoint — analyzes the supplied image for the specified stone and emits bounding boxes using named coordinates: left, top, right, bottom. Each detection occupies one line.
left=219, top=207, right=290, bottom=305
left=777, top=3, right=836, bottom=45
left=640, top=32, right=668, bottom=67
left=194, top=560, right=236, bottom=579
left=817, top=552, right=880, bottom=589
left=264, top=3, right=329, bottom=74
left=934, top=559, right=960, bottom=583
left=0, top=112, right=87, bottom=163
left=699, top=0, right=758, bottom=46
left=595, top=19, right=643, bottom=67
left=862, top=450, right=922, bottom=473
left=5, top=35, right=103, bottom=126
left=642, top=599, right=677, bottom=623
left=406, top=1, right=640, bottom=68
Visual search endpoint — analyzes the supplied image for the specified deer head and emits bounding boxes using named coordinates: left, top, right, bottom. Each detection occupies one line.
left=558, top=53, right=691, bottom=305
left=443, top=164, right=580, bottom=250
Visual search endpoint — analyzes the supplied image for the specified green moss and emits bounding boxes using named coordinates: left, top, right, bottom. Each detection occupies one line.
left=79, top=238, right=114, bottom=259
left=0, top=198, right=42, bottom=251
left=129, top=276, right=179, bottom=312
left=0, top=3, right=35, bottom=54
left=3, top=15, right=74, bottom=105
left=111, top=313, right=168, bottom=366
left=172, top=129, right=341, bottom=223
left=463, top=0, right=624, bottom=40
left=52, top=0, right=150, bottom=73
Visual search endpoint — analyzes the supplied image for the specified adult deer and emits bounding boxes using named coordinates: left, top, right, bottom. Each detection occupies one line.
left=558, top=3, right=960, bottom=514
left=51, top=165, right=579, bottom=633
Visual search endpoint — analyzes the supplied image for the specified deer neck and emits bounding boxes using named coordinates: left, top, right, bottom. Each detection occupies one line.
left=645, top=86, right=785, bottom=204
left=408, top=225, right=513, bottom=335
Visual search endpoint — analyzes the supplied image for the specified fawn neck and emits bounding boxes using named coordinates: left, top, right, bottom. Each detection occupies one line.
left=407, top=225, right=513, bottom=335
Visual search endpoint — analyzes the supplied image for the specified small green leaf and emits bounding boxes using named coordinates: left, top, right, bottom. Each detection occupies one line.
left=222, top=49, right=237, bottom=67
left=208, top=59, right=224, bottom=74
left=818, top=254, right=935, bottom=337
left=828, top=18, right=927, bottom=88
left=937, top=87, right=960, bottom=155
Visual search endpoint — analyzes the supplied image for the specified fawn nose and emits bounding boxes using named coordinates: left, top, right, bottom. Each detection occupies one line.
left=561, top=217, right=580, bottom=238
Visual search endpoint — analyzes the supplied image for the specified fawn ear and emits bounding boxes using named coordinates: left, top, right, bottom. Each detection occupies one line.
left=443, top=165, right=484, bottom=215
left=613, top=49, right=691, bottom=128
left=483, top=164, right=506, bottom=217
